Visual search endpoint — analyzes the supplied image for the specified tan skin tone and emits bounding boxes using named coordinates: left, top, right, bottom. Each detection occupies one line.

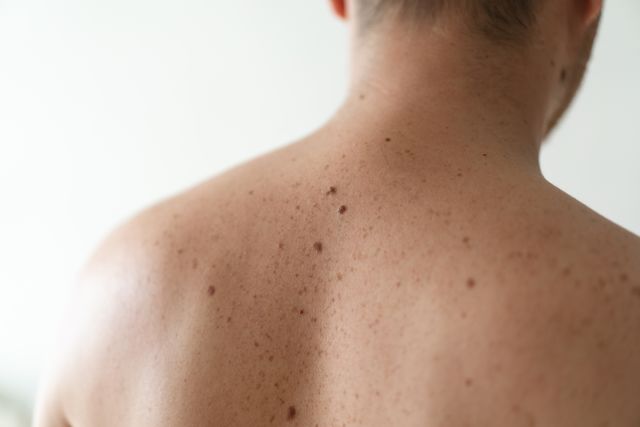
left=35, top=0, right=640, bottom=425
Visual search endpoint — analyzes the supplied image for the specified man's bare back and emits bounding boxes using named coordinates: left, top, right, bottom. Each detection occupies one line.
left=34, top=1, right=640, bottom=425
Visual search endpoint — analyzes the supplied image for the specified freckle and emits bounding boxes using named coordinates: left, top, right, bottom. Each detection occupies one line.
left=248, top=190, right=254, bottom=195
left=562, top=267, right=571, bottom=277
left=396, top=281, right=401, bottom=288
left=313, top=242, right=323, bottom=253
left=207, top=286, right=216, bottom=296
left=326, top=186, right=337, bottom=195
left=631, top=287, right=640, bottom=299
left=620, top=273, right=628, bottom=283
left=254, top=341, right=260, bottom=347
left=462, top=236, right=470, bottom=244
left=560, top=68, right=567, bottom=82
left=192, top=258, right=199, bottom=270
left=269, top=415, right=275, bottom=423
left=337, top=273, right=343, bottom=281
left=268, top=355, right=274, bottom=362
left=227, top=316, right=232, bottom=322
left=466, top=278, right=476, bottom=289
left=287, top=405, right=297, bottom=420
left=457, top=173, right=463, bottom=177
left=278, top=242, right=284, bottom=250
left=465, top=378, right=473, bottom=387
left=177, top=248, right=185, bottom=255
left=311, top=317, right=317, bottom=323
left=359, top=93, right=365, bottom=100
left=338, top=205, right=347, bottom=214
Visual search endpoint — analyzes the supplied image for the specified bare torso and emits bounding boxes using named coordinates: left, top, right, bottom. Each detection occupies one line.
left=36, top=123, right=640, bottom=426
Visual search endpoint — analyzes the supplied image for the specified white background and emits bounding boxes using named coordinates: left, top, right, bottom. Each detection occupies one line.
left=0, top=0, right=638, bottom=421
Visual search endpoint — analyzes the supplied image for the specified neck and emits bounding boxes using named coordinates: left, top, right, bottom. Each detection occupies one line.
left=333, top=28, right=560, bottom=173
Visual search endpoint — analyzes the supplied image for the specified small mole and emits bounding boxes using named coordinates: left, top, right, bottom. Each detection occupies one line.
left=560, top=68, right=567, bottom=82
left=313, top=242, right=323, bottom=253
left=268, top=355, right=274, bottom=362
left=385, top=137, right=391, bottom=142
left=465, top=378, right=474, bottom=387
left=254, top=341, right=260, bottom=347
left=467, top=278, right=476, bottom=289
left=457, top=173, right=463, bottom=177
left=248, top=190, right=254, bottom=195
left=278, top=242, right=285, bottom=250
left=462, top=237, right=470, bottom=245
left=227, top=316, right=232, bottom=322
left=482, top=153, right=488, bottom=157
left=300, top=309, right=305, bottom=315
left=338, top=205, right=347, bottom=214
left=326, top=186, right=337, bottom=195
left=207, top=286, right=216, bottom=296
left=287, top=406, right=297, bottom=420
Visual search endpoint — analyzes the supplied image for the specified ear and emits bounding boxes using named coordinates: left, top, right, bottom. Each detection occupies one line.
left=579, top=0, right=603, bottom=27
left=330, top=0, right=348, bottom=20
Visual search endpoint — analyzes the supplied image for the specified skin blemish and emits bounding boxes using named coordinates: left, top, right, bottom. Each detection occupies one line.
left=300, top=309, right=305, bottom=315
left=482, top=153, right=488, bottom=157
left=467, top=278, right=476, bottom=289
left=462, top=237, right=470, bottom=245
left=631, top=287, right=640, bottom=299
left=192, top=258, right=199, bottom=270
left=457, top=172, right=463, bottom=177
left=287, top=406, right=297, bottom=420
left=278, top=242, right=285, bottom=250
left=338, top=205, right=348, bottom=214
left=465, top=378, right=474, bottom=387
left=359, top=93, right=366, bottom=100
left=313, top=242, right=323, bottom=253
left=560, top=68, right=567, bottom=82
left=620, top=273, right=628, bottom=283
left=177, top=248, right=185, bottom=255
left=326, top=186, right=337, bottom=196
left=227, top=316, right=232, bottom=323
left=248, top=190, right=254, bottom=195
left=385, top=137, right=391, bottom=142
left=207, top=286, right=216, bottom=296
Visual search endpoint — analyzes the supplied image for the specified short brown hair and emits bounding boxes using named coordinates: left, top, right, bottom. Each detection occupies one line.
left=357, top=0, right=538, bottom=42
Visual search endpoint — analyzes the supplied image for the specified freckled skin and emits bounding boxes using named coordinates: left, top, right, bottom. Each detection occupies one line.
left=34, top=5, right=640, bottom=427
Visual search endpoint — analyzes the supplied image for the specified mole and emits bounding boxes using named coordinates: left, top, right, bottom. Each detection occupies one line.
left=385, top=137, right=391, bottom=142
left=338, top=205, right=348, bottom=214
left=313, top=242, right=323, bottom=253
left=560, top=68, right=567, bottom=82
left=482, top=153, right=488, bottom=157
left=462, top=237, right=470, bottom=244
left=300, top=309, right=305, bottom=315
left=207, top=286, right=216, bottom=296
left=278, top=242, right=285, bottom=250
left=465, top=378, right=474, bottom=387
left=287, top=406, right=297, bottom=420
left=326, top=186, right=337, bottom=195
left=467, top=278, right=476, bottom=289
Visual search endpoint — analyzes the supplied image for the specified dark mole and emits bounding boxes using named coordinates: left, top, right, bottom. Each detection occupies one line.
left=313, top=242, right=323, bottom=253
left=482, top=153, right=488, bottom=157
left=338, top=205, right=348, bottom=214
left=287, top=406, right=297, bottom=420
left=385, top=137, right=391, bottom=142
left=560, top=68, right=567, bottom=82
left=326, top=186, right=337, bottom=196
left=300, top=309, right=305, bottom=315
left=467, top=278, right=476, bottom=289
left=207, top=286, right=216, bottom=296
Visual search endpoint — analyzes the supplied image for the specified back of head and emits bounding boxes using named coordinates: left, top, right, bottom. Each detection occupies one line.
left=357, top=0, right=537, bottom=43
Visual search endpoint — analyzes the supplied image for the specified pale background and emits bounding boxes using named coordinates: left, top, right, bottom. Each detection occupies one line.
left=0, top=0, right=638, bottom=424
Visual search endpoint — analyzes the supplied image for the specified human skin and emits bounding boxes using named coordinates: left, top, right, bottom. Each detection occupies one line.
left=34, top=0, right=640, bottom=426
